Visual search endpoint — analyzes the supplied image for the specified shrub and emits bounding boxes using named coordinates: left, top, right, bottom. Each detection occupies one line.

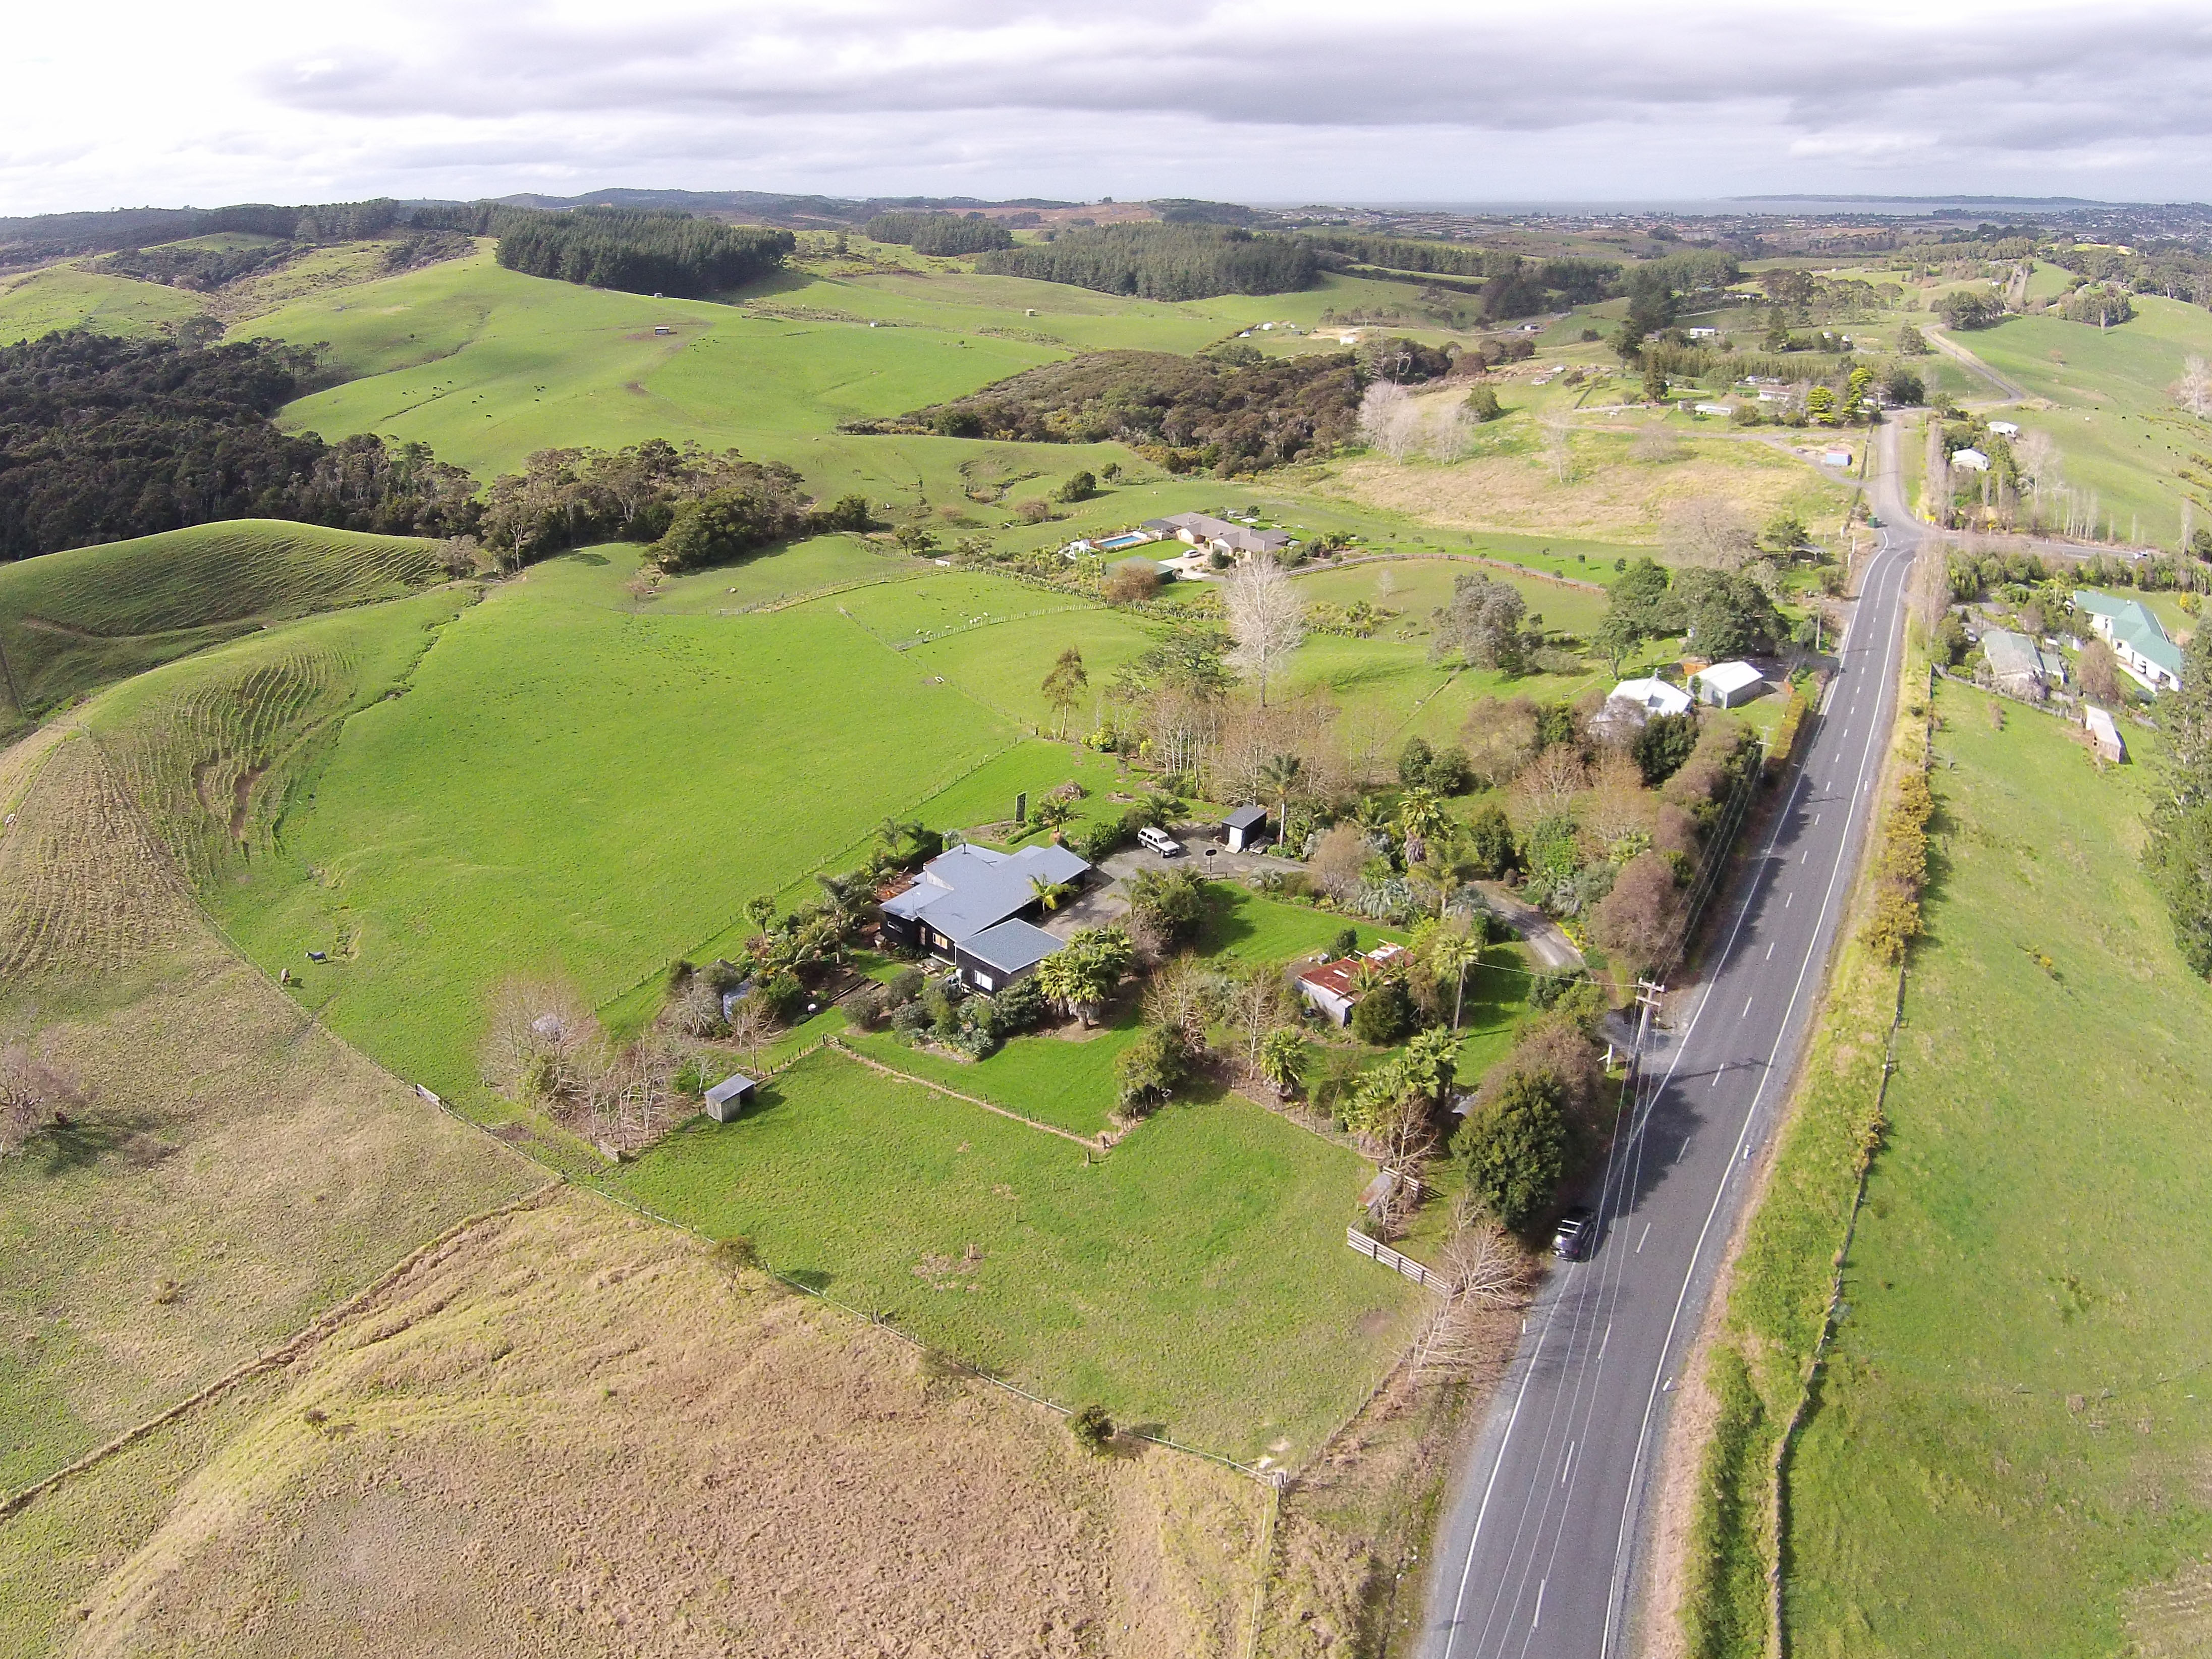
left=1633, top=711, right=1700, bottom=786
left=1115, top=1024, right=1191, bottom=1115
left=1350, top=979, right=1414, bottom=1045
left=1058, top=469, right=1097, bottom=502
left=992, top=974, right=1048, bottom=1033
left=1015, top=497, right=1053, bottom=524
left=1398, top=737, right=1435, bottom=787
left=1069, top=1403, right=1116, bottom=1455
left=1329, top=926, right=1360, bottom=958
left=1101, top=562, right=1162, bottom=603
left=1424, top=745, right=1474, bottom=795
left=1452, top=1071, right=1569, bottom=1231
left=1466, top=802, right=1518, bottom=876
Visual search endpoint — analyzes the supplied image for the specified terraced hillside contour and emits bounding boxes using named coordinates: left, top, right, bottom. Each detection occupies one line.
left=0, top=520, right=446, bottom=738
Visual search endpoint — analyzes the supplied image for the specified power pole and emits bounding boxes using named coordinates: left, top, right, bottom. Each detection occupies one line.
left=1628, top=977, right=1666, bottom=1090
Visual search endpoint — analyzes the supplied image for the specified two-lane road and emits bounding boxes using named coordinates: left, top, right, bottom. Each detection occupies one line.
left=1417, top=430, right=1922, bottom=1659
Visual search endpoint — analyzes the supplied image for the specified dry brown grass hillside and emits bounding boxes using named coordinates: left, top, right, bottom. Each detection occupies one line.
left=8, top=1191, right=1267, bottom=1658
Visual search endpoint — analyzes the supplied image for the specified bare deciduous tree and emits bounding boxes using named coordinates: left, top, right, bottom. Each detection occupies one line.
left=2174, top=355, right=2212, bottom=419
left=1310, top=822, right=1371, bottom=903
left=1223, top=966, right=1292, bottom=1084
left=1661, top=496, right=1756, bottom=571
left=1143, top=956, right=1221, bottom=1053
left=1358, top=382, right=1420, bottom=462
left=1510, top=744, right=1589, bottom=823
left=667, top=973, right=726, bottom=1038
left=1461, top=695, right=1541, bottom=787
left=481, top=975, right=600, bottom=1103
left=1223, top=555, right=1307, bottom=707
left=0, top=1043, right=88, bottom=1155
left=1437, top=1216, right=1526, bottom=1307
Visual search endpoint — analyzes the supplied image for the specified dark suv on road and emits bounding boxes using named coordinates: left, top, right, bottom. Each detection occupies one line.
left=1552, top=1206, right=1595, bottom=1261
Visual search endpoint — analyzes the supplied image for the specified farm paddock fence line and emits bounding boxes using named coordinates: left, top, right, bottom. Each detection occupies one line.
left=1346, top=1226, right=1451, bottom=1295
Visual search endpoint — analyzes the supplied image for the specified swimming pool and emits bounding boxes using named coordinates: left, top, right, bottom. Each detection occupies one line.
left=1096, top=532, right=1153, bottom=551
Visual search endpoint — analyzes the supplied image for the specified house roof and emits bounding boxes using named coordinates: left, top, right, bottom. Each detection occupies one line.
left=880, top=843, right=1091, bottom=944
left=959, top=918, right=1063, bottom=976
left=1981, top=628, right=2042, bottom=681
left=2074, top=588, right=2132, bottom=622
left=1608, top=677, right=1693, bottom=716
left=1694, top=660, right=1763, bottom=695
left=2079, top=591, right=2184, bottom=676
left=1159, top=511, right=1290, bottom=555
left=1296, top=943, right=1404, bottom=1001
left=704, top=1072, right=757, bottom=1107
left=1952, top=447, right=1990, bottom=469
left=1225, top=804, right=1269, bottom=829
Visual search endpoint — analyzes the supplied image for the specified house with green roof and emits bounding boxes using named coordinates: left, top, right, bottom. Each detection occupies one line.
left=2074, top=590, right=2185, bottom=694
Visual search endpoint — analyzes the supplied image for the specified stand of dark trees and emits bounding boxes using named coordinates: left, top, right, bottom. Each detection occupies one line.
left=486, top=208, right=793, bottom=298
left=861, top=211, right=1014, bottom=254
left=975, top=224, right=1317, bottom=300
left=0, top=332, right=478, bottom=559
left=1617, top=250, right=1744, bottom=358
left=843, top=349, right=1359, bottom=474
left=1298, top=233, right=1616, bottom=313
left=0, top=198, right=438, bottom=273
left=475, top=440, right=865, bottom=571
left=0, top=335, right=859, bottom=571
left=1149, top=199, right=1270, bottom=227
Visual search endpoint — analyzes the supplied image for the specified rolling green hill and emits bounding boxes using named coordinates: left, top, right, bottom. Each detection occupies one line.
left=0, top=264, right=210, bottom=344
left=0, top=520, right=445, bottom=737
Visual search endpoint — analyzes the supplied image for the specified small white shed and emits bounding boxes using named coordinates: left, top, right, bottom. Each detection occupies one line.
left=1989, top=420, right=2021, bottom=438
left=1693, top=660, right=1765, bottom=708
left=1952, top=448, right=1991, bottom=472
left=704, top=1072, right=759, bottom=1123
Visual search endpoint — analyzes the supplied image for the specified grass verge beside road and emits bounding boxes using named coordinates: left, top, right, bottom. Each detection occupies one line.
left=1673, top=640, right=1929, bottom=1658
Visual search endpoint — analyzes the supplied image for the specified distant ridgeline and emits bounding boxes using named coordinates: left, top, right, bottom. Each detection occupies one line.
left=0, top=198, right=443, bottom=274
left=861, top=211, right=1015, bottom=255
left=844, top=348, right=1361, bottom=473
left=0, top=333, right=479, bottom=561
left=975, top=224, right=1319, bottom=301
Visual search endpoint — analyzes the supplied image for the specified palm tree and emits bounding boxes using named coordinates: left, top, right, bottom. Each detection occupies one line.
left=1028, top=875, right=1072, bottom=913
left=1258, top=753, right=1305, bottom=846
left=1395, top=786, right=1447, bottom=864
left=1428, top=928, right=1484, bottom=1028
left=1258, top=1027, right=1306, bottom=1098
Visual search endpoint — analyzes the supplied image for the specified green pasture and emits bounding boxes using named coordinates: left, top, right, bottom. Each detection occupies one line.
left=0, top=520, right=444, bottom=735
left=1194, top=886, right=1403, bottom=966
left=1785, top=683, right=2212, bottom=1656
left=604, top=1047, right=1421, bottom=1462
left=1954, top=296, right=2212, bottom=547
left=1290, top=556, right=1611, bottom=639
left=139, top=546, right=1022, bottom=1100
left=0, top=264, right=206, bottom=343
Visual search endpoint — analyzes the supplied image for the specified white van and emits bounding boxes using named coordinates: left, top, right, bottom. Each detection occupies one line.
left=1137, top=825, right=1183, bottom=857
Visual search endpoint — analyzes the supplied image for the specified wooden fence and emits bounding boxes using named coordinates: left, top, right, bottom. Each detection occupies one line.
left=1345, top=1226, right=1451, bottom=1295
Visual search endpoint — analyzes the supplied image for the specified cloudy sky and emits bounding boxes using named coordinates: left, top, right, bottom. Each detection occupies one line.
left=6, top=0, right=2210, bottom=214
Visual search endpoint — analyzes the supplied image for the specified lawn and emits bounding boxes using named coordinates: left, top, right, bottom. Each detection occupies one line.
left=0, top=519, right=444, bottom=737
left=1289, top=556, right=1612, bottom=641
left=1783, top=682, right=2212, bottom=1657
left=841, top=1001, right=1141, bottom=1137
left=604, top=1047, right=1422, bottom=1462
left=1195, top=884, right=1404, bottom=966
left=118, top=546, right=1024, bottom=1101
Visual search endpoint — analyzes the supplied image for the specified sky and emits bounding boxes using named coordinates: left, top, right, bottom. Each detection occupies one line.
left=5, top=0, right=2212, bottom=215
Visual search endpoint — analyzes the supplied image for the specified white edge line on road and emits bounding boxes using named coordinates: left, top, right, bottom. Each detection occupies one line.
left=1596, top=533, right=1912, bottom=1655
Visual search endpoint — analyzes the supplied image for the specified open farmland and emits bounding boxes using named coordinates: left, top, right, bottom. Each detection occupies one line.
left=605, top=1048, right=1421, bottom=1463
left=0, top=1190, right=1268, bottom=1659
left=1783, top=683, right=2212, bottom=1657
left=142, top=549, right=1026, bottom=1100
left=0, top=725, right=539, bottom=1494
left=1942, top=294, right=2212, bottom=547
left=0, top=519, right=446, bottom=738
left=0, top=263, right=208, bottom=342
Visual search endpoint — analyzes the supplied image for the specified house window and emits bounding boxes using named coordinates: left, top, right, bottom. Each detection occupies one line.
left=974, top=972, right=995, bottom=991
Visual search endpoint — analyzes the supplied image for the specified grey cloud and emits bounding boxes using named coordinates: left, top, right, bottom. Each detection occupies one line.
left=253, top=0, right=2212, bottom=158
